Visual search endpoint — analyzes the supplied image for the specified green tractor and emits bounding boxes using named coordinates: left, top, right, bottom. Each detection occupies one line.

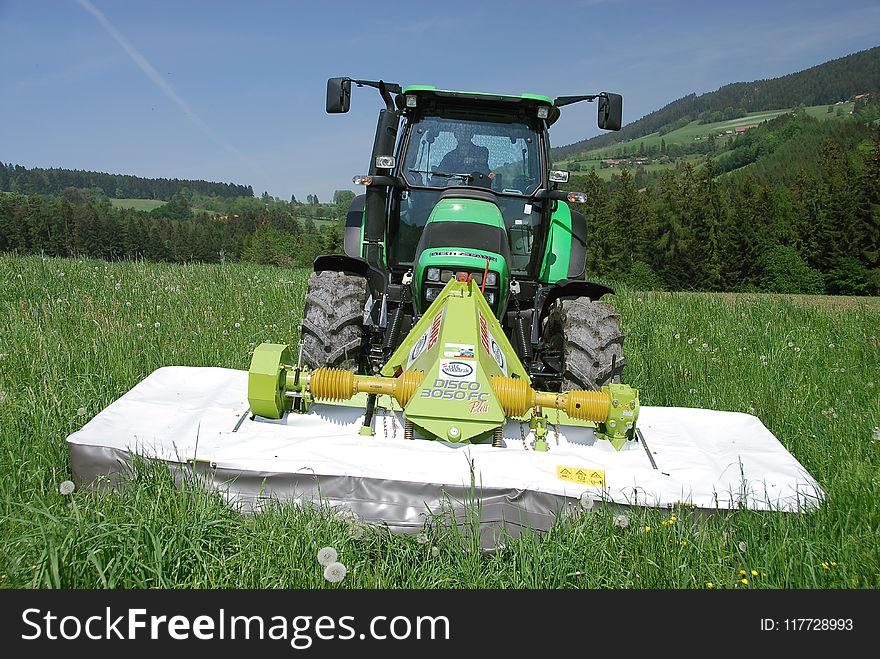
left=305, top=77, right=625, bottom=395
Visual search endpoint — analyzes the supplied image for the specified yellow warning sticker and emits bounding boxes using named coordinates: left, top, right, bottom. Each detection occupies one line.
left=556, top=465, right=605, bottom=487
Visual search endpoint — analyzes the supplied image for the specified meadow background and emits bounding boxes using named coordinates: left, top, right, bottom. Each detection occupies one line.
left=1, top=254, right=877, bottom=589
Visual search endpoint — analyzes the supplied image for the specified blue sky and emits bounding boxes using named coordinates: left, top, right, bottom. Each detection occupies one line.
left=2, top=0, right=878, bottom=202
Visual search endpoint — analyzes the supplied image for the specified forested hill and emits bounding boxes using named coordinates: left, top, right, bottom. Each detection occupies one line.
left=554, top=45, right=880, bottom=159
left=0, top=162, right=253, bottom=200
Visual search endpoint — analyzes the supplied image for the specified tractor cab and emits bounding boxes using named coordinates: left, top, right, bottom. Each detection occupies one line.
left=390, top=90, right=551, bottom=314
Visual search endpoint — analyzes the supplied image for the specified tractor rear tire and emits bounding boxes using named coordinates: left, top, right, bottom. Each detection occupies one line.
left=542, top=297, right=626, bottom=391
left=300, top=270, right=368, bottom=372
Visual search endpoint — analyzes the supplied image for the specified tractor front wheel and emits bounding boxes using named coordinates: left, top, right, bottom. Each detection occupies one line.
left=300, top=270, right=368, bottom=371
left=542, top=297, right=626, bottom=391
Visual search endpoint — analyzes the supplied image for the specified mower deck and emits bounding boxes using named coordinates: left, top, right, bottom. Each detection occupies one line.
left=67, top=366, right=824, bottom=548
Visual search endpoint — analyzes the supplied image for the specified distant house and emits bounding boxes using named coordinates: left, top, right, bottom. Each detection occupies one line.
left=600, top=158, right=621, bottom=168
left=634, top=156, right=649, bottom=164
left=735, top=124, right=758, bottom=134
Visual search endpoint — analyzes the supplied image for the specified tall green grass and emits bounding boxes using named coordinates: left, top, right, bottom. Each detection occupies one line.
left=1, top=255, right=877, bottom=588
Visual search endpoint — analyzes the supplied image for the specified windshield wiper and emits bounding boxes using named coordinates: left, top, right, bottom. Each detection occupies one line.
left=408, top=168, right=473, bottom=182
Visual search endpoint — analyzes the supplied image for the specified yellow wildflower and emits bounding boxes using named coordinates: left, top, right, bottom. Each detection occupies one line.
left=741, top=578, right=749, bottom=585
left=821, top=562, right=830, bottom=570
left=751, top=570, right=758, bottom=577
left=831, top=562, right=838, bottom=567
left=739, top=569, right=747, bottom=577
left=706, top=582, right=715, bottom=589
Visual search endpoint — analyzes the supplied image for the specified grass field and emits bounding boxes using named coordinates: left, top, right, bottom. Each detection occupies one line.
left=108, top=198, right=166, bottom=212
left=1, top=255, right=878, bottom=588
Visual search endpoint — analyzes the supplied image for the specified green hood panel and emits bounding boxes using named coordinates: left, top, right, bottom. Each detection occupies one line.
left=426, top=197, right=505, bottom=228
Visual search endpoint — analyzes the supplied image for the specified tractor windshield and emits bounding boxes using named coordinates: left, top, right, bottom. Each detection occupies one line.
left=394, top=115, right=544, bottom=271
left=402, top=116, right=541, bottom=195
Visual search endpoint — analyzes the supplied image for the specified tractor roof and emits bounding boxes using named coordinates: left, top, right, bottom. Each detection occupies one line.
left=400, top=85, right=561, bottom=125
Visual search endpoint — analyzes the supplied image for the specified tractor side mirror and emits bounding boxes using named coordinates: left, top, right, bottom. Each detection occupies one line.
left=326, top=77, right=351, bottom=114
left=598, top=92, right=622, bottom=131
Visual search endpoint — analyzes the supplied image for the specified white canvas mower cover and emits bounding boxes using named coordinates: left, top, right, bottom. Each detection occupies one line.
left=67, top=364, right=823, bottom=549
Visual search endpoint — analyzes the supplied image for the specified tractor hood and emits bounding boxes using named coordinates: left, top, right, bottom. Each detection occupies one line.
left=412, top=189, right=511, bottom=315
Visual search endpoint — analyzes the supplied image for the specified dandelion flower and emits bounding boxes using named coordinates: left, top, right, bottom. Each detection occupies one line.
left=741, top=578, right=749, bottom=585
left=613, top=514, right=629, bottom=528
left=59, top=480, right=75, bottom=495
left=317, top=546, right=338, bottom=566
left=706, top=582, right=715, bottom=589
left=680, top=540, right=688, bottom=546
left=323, top=561, right=347, bottom=583
left=579, top=492, right=594, bottom=510
left=416, top=533, right=429, bottom=544
left=751, top=570, right=758, bottom=577
left=431, top=546, right=440, bottom=558
left=761, top=572, right=767, bottom=577
left=77, top=407, right=87, bottom=416
left=738, top=541, right=748, bottom=552
left=644, top=526, right=652, bottom=533
left=831, top=562, right=838, bottom=568
left=821, top=562, right=829, bottom=570
left=739, top=569, right=747, bottom=577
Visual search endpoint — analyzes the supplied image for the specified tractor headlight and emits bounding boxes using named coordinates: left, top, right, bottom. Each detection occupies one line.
left=425, top=286, right=441, bottom=302
left=485, top=272, right=497, bottom=287
left=426, top=267, right=440, bottom=282
left=485, top=291, right=496, bottom=305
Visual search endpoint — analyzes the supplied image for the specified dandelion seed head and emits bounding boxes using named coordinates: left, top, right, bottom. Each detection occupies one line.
left=323, top=561, right=347, bottom=583
left=416, top=533, right=429, bottom=544
left=579, top=492, right=594, bottom=510
left=136, top=323, right=144, bottom=328
left=317, top=546, right=338, bottom=566
left=77, top=407, right=87, bottom=416
left=738, top=541, right=748, bottom=552
left=702, top=342, right=708, bottom=349
left=674, top=333, right=680, bottom=339
left=687, top=338, right=694, bottom=345
left=234, top=322, right=241, bottom=328
left=154, top=322, right=160, bottom=329
left=613, top=514, right=629, bottom=528
left=59, top=480, right=75, bottom=495
left=431, top=546, right=440, bottom=557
